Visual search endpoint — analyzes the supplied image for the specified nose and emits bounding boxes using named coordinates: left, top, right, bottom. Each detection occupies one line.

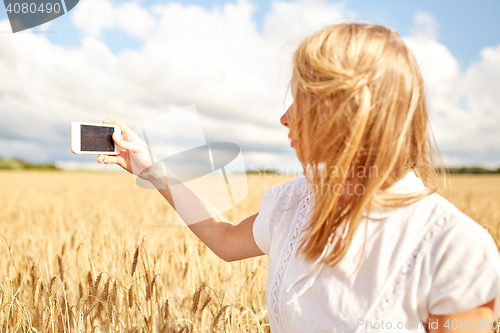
left=281, top=104, right=292, bottom=128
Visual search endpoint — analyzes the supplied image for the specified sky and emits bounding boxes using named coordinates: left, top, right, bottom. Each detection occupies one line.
left=0, top=0, right=499, bottom=171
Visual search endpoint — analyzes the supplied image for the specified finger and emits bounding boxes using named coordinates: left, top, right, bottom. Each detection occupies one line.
left=112, top=133, right=131, bottom=150
left=103, top=156, right=115, bottom=164
left=103, top=156, right=119, bottom=165
left=104, top=156, right=127, bottom=169
left=97, top=154, right=109, bottom=163
left=103, top=118, right=131, bottom=133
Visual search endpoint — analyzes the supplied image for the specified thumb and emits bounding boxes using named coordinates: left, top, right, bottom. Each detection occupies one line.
left=112, top=133, right=131, bottom=150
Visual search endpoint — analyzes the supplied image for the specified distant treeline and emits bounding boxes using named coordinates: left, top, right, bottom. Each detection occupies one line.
left=0, top=157, right=59, bottom=170
left=444, top=167, right=500, bottom=174
left=0, top=157, right=498, bottom=173
left=246, top=167, right=500, bottom=175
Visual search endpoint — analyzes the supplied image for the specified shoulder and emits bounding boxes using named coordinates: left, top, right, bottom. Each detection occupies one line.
left=412, top=194, right=500, bottom=315
left=422, top=193, right=493, bottom=242
left=409, top=193, right=497, bottom=253
left=252, top=176, right=308, bottom=255
left=421, top=194, right=500, bottom=302
left=262, top=175, right=307, bottom=199
left=259, top=175, right=308, bottom=224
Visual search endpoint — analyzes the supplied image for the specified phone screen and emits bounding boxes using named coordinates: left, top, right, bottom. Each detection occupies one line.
left=80, top=125, right=115, bottom=152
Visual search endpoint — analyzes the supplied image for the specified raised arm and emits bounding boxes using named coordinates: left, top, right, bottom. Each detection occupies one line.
left=97, top=118, right=265, bottom=262
left=145, top=165, right=264, bottom=262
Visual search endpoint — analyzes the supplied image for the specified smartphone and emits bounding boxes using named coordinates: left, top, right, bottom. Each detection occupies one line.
left=70, top=121, right=121, bottom=155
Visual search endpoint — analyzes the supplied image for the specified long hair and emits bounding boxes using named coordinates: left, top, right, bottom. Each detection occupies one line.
left=291, top=23, right=439, bottom=267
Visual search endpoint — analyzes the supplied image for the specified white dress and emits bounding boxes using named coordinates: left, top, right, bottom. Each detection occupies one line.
left=253, top=171, right=500, bottom=333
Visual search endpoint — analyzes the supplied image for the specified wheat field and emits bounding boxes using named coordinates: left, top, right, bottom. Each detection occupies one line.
left=0, top=171, right=499, bottom=332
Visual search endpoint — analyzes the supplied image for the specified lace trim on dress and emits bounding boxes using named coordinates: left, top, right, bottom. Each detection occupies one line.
left=270, top=192, right=312, bottom=333
left=358, top=209, right=452, bottom=333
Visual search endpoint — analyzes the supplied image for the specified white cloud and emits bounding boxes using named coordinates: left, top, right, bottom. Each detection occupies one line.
left=412, top=11, right=438, bottom=40
left=0, top=2, right=498, bottom=171
left=263, top=0, right=355, bottom=42
left=404, top=12, right=500, bottom=167
left=72, top=0, right=156, bottom=39
left=2, top=0, right=354, bottom=170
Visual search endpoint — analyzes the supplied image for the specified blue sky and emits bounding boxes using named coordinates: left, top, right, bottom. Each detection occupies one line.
left=175, top=0, right=500, bottom=69
left=2, top=0, right=499, bottom=69
left=0, top=0, right=499, bottom=169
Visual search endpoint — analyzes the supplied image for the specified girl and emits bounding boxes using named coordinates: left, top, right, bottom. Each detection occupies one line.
left=98, top=23, right=500, bottom=332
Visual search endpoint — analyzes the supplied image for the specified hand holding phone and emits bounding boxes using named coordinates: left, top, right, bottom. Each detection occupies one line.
left=70, top=121, right=121, bottom=155
left=95, top=118, right=158, bottom=177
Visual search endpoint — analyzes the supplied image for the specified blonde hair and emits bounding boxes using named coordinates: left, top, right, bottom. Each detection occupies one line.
left=291, top=23, right=439, bottom=267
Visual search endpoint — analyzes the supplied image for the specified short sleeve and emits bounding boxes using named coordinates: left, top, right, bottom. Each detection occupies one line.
left=252, top=176, right=306, bottom=255
left=252, top=187, right=277, bottom=255
left=427, top=212, right=500, bottom=315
